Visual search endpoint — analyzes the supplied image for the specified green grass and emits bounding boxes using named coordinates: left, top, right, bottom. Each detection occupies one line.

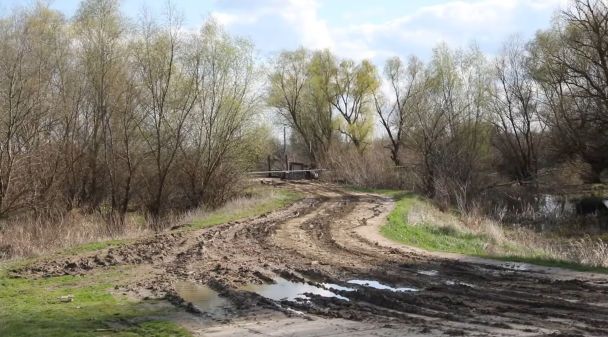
left=64, top=239, right=129, bottom=255
left=0, top=265, right=191, bottom=337
left=188, top=188, right=302, bottom=229
left=375, top=189, right=608, bottom=274
left=380, top=193, right=500, bottom=256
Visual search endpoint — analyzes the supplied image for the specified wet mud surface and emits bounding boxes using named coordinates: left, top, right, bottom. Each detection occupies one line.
left=13, top=182, right=608, bottom=336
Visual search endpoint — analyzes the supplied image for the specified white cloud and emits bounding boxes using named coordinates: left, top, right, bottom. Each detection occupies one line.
left=213, top=12, right=250, bottom=26
left=211, top=0, right=333, bottom=50
left=211, top=0, right=566, bottom=62
left=333, top=0, right=566, bottom=61
left=527, top=0, right=570, bottom=10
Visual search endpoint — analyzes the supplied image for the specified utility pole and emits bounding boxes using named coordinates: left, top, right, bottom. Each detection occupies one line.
left=283, top=127, right=288, bottom=179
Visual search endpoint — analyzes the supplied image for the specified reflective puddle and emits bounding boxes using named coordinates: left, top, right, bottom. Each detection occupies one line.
left=445, top=280, right=476, bottom=288
left=417, top=270, right=439, bottom=276
left=347, top=279, right=419, bottom=292
left=322, top=283, right=355, bottom=292
left=242, top=277, right=350, bottom=301
left=175, top=277, right=420, bottom=313
left=174, top=281, right=231, bottom=313
left=501, top=262, right=531, bottom=271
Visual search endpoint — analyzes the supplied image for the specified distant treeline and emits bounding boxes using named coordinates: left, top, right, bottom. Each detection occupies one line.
left=0, top=0, right=607, bottom=227
left=268, top=0, right=608, bottom=209
left=0, top=0, right=269, bottom=227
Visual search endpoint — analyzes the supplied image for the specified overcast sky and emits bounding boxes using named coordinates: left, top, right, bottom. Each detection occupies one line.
left=1, top=0, right=569, bottom=63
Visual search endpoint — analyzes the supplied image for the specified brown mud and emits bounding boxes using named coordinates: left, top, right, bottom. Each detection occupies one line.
left=13, top=182, right=608, bottom=336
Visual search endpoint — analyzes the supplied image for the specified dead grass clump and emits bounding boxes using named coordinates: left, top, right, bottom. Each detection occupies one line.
left=407, top=196, right=608, bottom=268
left=324, top=142, right=406, bottom=189
left=459, top=204, right=507, bottom=245
left=479, top=218, right=608, bottom=268
left=559, top=236, right=608, bottom=268
left=0, top=211, right=148, bottom=260
left=479, top=219, right=507, bottom=245
left=410, top=199, right=508, bottom=245
left=408, top=200, right=461, bottom=229
left=0, top=181, right=277, bottom=260
left=179, top=190, right=277, bottom=226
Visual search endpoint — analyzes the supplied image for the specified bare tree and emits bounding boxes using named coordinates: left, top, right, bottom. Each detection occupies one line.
left=0, top=2, right=264, bottom=231
left=532, top=0, right=608, bottom=181
left=133, top=8, right=197, bottom=222
left=180, top=20, right=259, bottom=208
left=330, top=59, right=379, bottom=150
left=74, top=0, right=125, bottom=208
left=374, top=56, right=424, bottom=166
left=491, top=37, right=543, bottom=183
left=268, top=48, right=334, bottom=164
left=102, top=70, right=143, bottom=229
left=0, top=5, right=67, bottom=216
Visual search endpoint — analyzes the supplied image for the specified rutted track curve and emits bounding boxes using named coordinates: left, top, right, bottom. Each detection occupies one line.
left=16, top=182, right=608, bottom=336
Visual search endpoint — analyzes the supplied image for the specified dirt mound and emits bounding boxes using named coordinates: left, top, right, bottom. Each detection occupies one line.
left=16, top=232, right=186, bottom=277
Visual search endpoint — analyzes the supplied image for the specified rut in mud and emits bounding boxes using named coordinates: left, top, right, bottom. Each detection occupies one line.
left=14, top=182, right=608, bottom=336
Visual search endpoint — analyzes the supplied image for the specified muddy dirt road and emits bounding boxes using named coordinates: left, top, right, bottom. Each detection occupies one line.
left=16, top=182, right=608, bottom=336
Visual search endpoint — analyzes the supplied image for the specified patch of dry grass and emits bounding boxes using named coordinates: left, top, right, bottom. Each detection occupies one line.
left=0, top=185, right=302, bottom=260
left=383, top=192, right=608, bottom=270
left=325, top=142, right=408, bottom=189
left=179, top=188, right=301, bottom=230
left=561, top=237, right=608, bottom=267
left=0, top=212, right=148, bottom=260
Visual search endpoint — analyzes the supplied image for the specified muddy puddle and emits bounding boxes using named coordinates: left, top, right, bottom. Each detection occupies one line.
left=175, top=281, right=232, bottom=313
left=347, top=279, right=419, bottom=292
left=322, top=283, right=355, bottom=292
left=500, top=262, right=531, bottom=271
left=241, top=277, right=351, bottom=301
left=445, top=280, right=475, bottom=288
left=242, top=277, right=419, bottom=304
left=173, top=276, right=421, bottom=316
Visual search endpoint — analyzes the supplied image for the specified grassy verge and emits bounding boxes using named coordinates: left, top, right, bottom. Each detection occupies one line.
left=63, top=239, right=130, bottom=255
left=0, top=265, right=190, bottom=337
left=186, top=187, right=302, bottom=230
left=380, top=194, right=518, bottom=256
left=59, top=186, right=302, bottom=254
left=377, top=191, right=608, bottom=274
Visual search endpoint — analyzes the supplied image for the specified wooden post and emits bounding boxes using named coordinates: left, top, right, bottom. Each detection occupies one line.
left=284, top=155, right=289, bottom=180
left=283, top=127, right=290, bottom=179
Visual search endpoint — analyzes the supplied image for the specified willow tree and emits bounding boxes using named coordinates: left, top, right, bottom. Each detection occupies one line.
left=491, top=37, right=542, bottom=183
left=268, top=48, right=335, bottom=164
left=408, top=44, right=492, bottom=199
left=74, top=0, right=126, bottom=208
left=180, top=20, right=260, bottom=208
left=374, top=56, right=425, bottom=166
left=304, top=49, right=336, bottom=161
left=531, top=0, right=608, bottom=182
left=0, top=5, right=68, bottom=216
left=330, top=59, right=379, bottom=150
left=133, top=9, right=198, bottom=222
